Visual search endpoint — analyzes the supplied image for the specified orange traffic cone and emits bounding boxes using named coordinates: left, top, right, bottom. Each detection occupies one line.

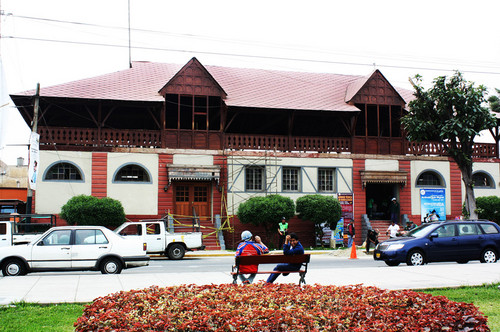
left=349, top=244, right=358, bottom=259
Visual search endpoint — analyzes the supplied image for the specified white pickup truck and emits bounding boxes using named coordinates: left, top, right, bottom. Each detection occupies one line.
left=0, top=219, right=53, bottom=247
left=114, top=221, right=204, bottom=260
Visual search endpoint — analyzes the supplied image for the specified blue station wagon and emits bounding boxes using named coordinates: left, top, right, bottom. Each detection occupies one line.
left=374, top=220, right=500, bottom=266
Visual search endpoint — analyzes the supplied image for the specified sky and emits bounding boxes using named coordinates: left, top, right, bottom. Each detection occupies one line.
left=1, top=0, right=500, bottom=164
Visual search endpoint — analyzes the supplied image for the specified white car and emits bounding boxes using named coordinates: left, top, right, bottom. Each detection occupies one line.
left=0, top=226, right=150, bottom=276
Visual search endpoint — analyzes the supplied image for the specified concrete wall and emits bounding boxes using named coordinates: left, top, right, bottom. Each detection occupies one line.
left=470, top=162, right=500, bottom=198
left=107, top=153, right=158, bottom=215
left=36, top=151, right=92, bottom=214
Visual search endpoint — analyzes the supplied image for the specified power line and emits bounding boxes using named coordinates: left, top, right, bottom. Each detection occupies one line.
left=3, top=35, right=500, bottom=77
left=4, top=12, right=500, bottom=73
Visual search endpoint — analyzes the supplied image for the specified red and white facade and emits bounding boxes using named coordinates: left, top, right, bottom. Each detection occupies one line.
left=11, top=58, right=500, bottom=248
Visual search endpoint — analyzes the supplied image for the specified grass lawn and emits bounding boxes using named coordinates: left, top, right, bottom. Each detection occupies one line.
left=0, top=283, right=498, bottom=331
left=0, top=302, right=84, bottom=332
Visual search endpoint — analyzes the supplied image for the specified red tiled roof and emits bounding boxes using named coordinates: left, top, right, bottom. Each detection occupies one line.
left=12, top=60, right=413, bottom=112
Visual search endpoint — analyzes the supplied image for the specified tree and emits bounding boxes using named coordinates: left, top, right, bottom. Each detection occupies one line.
left=60, top=195, right=126, bottom=228
left=296, top=195, right=342, bottom=247
left=488, top=88, right=500, bottom=114
left=402, top=72, right=497, bottom=219
left=476, top=196, right=500, bottom=226
left=237, top=195, right=295, bottom=242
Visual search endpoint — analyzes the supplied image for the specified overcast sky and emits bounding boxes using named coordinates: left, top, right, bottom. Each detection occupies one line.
left=1, top=0, right=500, bottom=164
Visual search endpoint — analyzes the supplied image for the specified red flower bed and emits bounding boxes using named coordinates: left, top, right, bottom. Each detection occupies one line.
left=74, top=284, right=489, bottom=331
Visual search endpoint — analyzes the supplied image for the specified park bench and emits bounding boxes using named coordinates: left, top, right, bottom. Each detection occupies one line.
left=231, top=254, right=311, bottom=285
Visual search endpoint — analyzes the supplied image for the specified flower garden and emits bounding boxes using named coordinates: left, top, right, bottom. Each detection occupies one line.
left=74, top=283, right=490, bottom=331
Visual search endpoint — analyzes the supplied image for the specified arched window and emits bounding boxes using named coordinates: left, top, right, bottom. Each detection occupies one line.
left=416, top=171, right=444, bottom=187
left=114, top=164, right=151, bottom=182
left=44, top=162, right=83, bottom=181
left=472, top=171, right=495, bottom=188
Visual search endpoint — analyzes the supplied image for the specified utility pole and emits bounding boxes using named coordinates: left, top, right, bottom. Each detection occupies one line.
left=128, top=0, right=132, bottom=68
left=26, top=83, right=40, bottom=216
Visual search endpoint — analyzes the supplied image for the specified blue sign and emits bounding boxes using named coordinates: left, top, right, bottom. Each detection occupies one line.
left=334, top=217, right=344, bottom=243
left=420, top=189, right=446, bottom=221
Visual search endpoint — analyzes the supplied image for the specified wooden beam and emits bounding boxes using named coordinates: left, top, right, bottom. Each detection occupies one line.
left=102, top=106, right=116, bottom=126
left=148, top=107, right=161, bottom=129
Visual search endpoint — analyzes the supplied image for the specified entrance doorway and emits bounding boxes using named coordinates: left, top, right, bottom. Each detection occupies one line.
left=173, top=182, right=211, bottom=218
left=365, top=183, right=398, bottom=220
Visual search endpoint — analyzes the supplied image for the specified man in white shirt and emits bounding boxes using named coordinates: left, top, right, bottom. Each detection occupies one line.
left=386, top=221, right=400, bottom=238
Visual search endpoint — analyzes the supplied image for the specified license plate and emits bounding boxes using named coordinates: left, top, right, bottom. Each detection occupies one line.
left=376, top=253, right=381, bottom=258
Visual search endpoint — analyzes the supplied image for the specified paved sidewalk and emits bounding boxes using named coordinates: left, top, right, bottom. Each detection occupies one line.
left=0, top=251, right=499, bottom=305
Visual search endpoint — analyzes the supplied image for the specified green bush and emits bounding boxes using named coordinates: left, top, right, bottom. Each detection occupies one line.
left=475, top=196, right=500, bottom=224
left=237, top=194, right=295, bottom=236
left=296, top=194, right=342, bottom=246
left=60, top=195, right=126, bottom=228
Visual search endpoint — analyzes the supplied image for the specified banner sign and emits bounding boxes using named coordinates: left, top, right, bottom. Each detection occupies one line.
left=338, top=193, right=353, bottom=220
left=420, top=188, right=446, bottom=221
left=28, top=132, right=40, bottom=190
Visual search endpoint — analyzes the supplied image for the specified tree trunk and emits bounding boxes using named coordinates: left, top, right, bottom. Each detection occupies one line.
left=461, top=164, right=478, bottom=219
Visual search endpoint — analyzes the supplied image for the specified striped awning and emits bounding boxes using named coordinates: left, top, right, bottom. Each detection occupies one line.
left=360, top=170, right=407, bottom=187
left=167, top=165, right=220, bottom=184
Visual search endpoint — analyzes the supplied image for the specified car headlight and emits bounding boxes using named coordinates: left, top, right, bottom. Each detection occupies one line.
left=387, top=243, right=405, bottom=251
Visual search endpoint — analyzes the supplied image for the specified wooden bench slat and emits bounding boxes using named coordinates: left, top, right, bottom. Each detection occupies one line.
left=232, top=254, right=310, bottom=285
left=231, top=270, right=306, bottom=275
left=235, top=254, right=310, bottom=265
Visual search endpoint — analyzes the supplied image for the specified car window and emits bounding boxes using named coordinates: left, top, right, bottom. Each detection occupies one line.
left=435, top=224, right=456, bottom=237
left=41, top=230, right=72, bottom=245
left=118, top=224, right=142, bottom=236
left=146, top=223, right=160, bottom=235
left=404, top=223, right=435, bottom=238
left=457, top=224, right=479, bottom=236
left=479, top=224, right=499, bottom=234
left=75, top=229, right=109, bottom=245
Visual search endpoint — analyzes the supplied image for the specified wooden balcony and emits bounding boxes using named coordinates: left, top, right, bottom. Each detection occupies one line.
left=38, top=127, right=498, bottom=158
left=406, top=141, right=498, bottom=159
left=225, top=134, right=351, bottom=153
left=39, top=127, right=162, bottom=148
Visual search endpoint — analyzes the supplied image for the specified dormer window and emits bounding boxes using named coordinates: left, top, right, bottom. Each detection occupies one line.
left=165, top=94, right=221, bottom=131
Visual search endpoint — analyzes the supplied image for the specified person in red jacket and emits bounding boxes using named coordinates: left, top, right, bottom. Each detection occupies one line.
left=235, top=230, right=269, bottom=284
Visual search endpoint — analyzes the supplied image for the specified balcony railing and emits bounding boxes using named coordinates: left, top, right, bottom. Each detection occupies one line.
left=406, top=141, right=497, bottom=159
left=39, top=127, right=161, bottom=148
left=225, top=134, right=351, bottom=153
left=38, top=127, right=498, bottom=158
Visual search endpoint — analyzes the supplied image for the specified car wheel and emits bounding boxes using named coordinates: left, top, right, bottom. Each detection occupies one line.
left=385, top=261, right=400, bottom=267
left=2, top=258, right=27, bottom=276
left=407, top=250, right=425, bottom=266
left=480, top=248, right=498, bottom=263
left=100, top=257, right=123, bottom=274
left=167, top=243, right=185, bottom=260
left=456, top=260, right=469, bottom=264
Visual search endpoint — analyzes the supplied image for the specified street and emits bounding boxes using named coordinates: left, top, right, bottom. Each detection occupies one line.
left=7, top=251, right=492, bottom=276
left=0, top=252, right=499, bottom=305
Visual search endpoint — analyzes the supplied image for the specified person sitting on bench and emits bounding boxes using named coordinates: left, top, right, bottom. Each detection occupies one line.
left=235, top=230, right=269, bottom=284
left=266, top=232, right=304, bottom=284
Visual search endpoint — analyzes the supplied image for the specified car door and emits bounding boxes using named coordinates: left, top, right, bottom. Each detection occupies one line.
left=144, top=223, right=163, bottom=253
left=426, top=224, right=458, bottom=262
left=71, top=229, right=111, bottom=268
left=0, top=222, right=9, bottom=247
left=31, top=229, right=72, bottom=269
left=456, top=223, right=482, bottom=260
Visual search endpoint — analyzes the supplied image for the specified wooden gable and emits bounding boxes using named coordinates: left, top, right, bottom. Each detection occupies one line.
left=158, top=57, right=226, bottom=98
left=348, top=70, right=405, bottom=106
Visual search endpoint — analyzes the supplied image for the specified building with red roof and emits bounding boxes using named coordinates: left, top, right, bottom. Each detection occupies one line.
left=10, top=57, right=500, bottom=249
